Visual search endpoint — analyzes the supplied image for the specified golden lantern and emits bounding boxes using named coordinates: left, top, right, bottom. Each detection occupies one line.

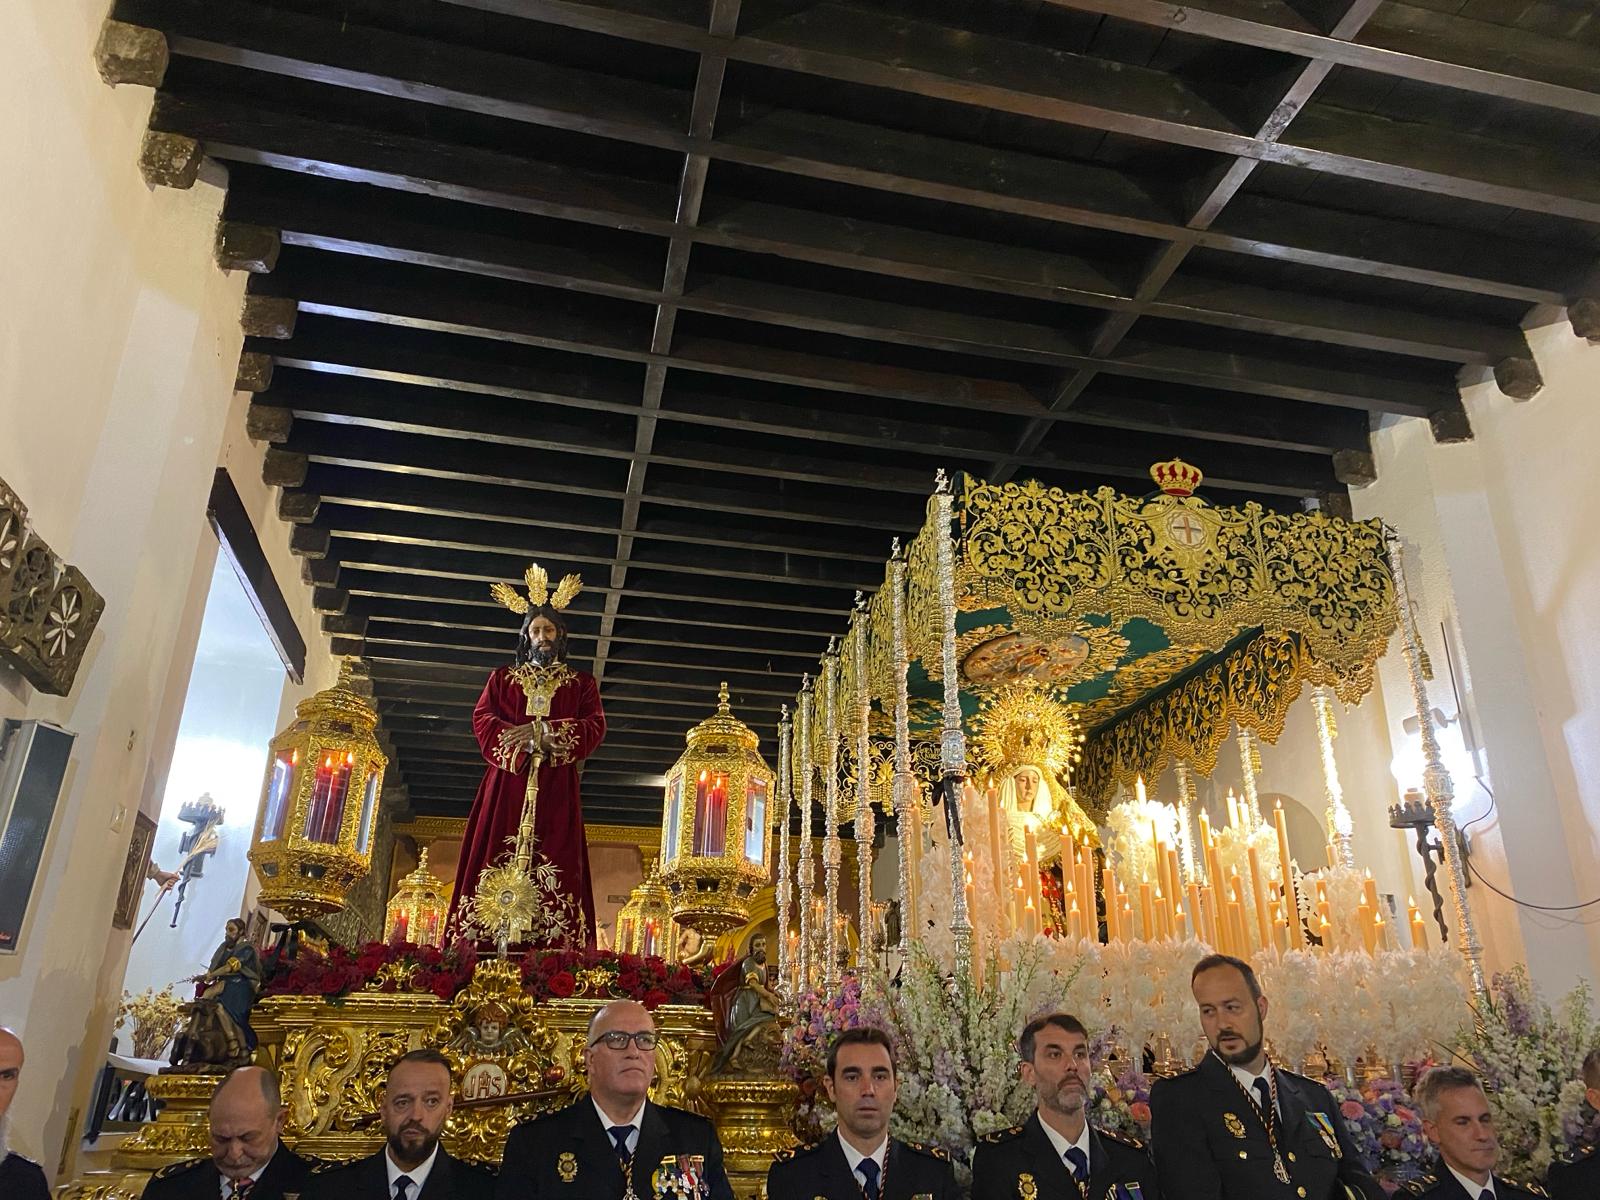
left=383, top=847, right=451, bottom=947
left=614, top=864, right=675, bottom=959
left=248, top=660, right=388, bottom=918
left=659, top=682, right=774, bottom=935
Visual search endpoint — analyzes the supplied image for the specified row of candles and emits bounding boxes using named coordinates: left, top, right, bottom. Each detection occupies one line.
left=957, top=777, right=1433, bottom=959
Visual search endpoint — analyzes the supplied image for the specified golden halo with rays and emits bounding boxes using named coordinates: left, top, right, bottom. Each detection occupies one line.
left=971, top=678, right=1084, bottom=788
left=489, top=562, right=584, bottom=616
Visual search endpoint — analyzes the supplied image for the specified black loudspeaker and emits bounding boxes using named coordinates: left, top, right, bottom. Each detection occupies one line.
left=0, top=719, right=76, bottom=953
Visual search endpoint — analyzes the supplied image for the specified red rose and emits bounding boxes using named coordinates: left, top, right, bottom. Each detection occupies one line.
left=641, top=988, right=671, bottom=1010
left=616, top=969, right=642, bottom=994
left=318, top=974, right=346, bottom=996
left=429, top=975, right=458, bottom=1001
left=548, top=971, right=577, bottom=998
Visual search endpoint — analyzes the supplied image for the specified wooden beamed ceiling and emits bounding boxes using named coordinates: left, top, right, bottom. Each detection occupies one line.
left=104, top=0, right=1600, bottom=823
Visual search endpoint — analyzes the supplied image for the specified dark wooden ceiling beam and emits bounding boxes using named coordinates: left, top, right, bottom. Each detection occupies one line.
left=331, top=538, right=864, bottom=611
left=362, top=613, right=830, bottom=661
left=283, top=421, right=922, bottom=530
left=258, top=253, right=1449, bottom=420
left=250, top=164, right=1518, bottom=376
left=1037, top=0, right=1600, bottom=119
left=600, top=0, right=737, bottom=694
left=187, top=38, right=1581, bottom=307
left=345, top=582, right=849, bottom=643
left=327, top=533, right=877, bottom=599
left=438, top=0, right=1600, bottom=222
left=990, top=0, right=1390, bottom=482
left=150, top=92, right=682, bottom=234
left=338, top=568, right=862, bottom=632
left=697, top=200, right=1517, bottom=364
left=268, top=351, right=1337, bottom=495
left=300, top=466, right=887, bottom=563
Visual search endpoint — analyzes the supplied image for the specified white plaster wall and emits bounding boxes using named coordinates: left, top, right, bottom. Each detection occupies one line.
left=1353, top=321, right=1600, bottom=994
left=0, top=1, right=334, bottom=1178
left=120, top=557, right=287, bottom=1006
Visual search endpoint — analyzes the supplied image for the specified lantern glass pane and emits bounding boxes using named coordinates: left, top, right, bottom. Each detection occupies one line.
left=304, top=751, right=354, bottom=844
left=693, top=770, right=729, bottom=857
left=355, top=770, right=380, bottom=855
left=261, top=752, right=296, bottom=842
left=663, top=775, right=683, bottom=864
left=743, top=777, right=768, bottom=866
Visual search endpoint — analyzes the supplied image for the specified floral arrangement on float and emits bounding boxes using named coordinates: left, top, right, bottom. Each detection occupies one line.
left=263, top=939, right=715, bottom=1007
left=1457, top=966, right=1600, bottom=1178
left=782, top=975, right=877, bottom=1140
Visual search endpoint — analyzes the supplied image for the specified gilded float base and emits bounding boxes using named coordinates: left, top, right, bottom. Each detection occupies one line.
left=114, top=1070, right=227, bottom=1167
left=702, top=1078, right=800, bottom=1200
left=54, top=1170, right=151, bottom=1200
left=64, top=960, right=799, bottom=1198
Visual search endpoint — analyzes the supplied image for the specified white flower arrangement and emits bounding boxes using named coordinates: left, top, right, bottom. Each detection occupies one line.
left=1105, top=797, right=1179, bottom=897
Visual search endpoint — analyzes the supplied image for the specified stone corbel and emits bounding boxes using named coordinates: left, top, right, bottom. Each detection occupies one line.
left=0, top=475, right=105, bottom=695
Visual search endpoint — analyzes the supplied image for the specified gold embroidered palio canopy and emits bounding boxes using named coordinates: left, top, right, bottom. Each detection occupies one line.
left=842, top=462, right=1399, bottom=809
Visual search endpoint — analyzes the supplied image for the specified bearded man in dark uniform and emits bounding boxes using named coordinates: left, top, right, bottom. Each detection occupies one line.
left=1150, top=954, right=1383, bottom=1200
left=974, top=1013, right=1159, bottom=1200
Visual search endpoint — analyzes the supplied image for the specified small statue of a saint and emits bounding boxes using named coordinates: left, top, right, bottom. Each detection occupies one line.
left=169, top=918, right=261, bottom=1070
left=709, top=933, right=783, bottom=1076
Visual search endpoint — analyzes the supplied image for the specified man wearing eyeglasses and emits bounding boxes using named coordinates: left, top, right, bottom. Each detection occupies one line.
left=496, top=1000, right=733, bottom=1200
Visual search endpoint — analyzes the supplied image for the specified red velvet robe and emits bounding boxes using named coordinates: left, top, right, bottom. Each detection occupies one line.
left=447, top=665, right=606, bottom=945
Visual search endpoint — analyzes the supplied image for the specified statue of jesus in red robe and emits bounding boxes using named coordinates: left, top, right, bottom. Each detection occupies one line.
left=447, top=569, right=606, bottom=945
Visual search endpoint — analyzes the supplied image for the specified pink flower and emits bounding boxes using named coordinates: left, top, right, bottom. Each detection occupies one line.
left=1340, top=1100, right=1367, bottom=1120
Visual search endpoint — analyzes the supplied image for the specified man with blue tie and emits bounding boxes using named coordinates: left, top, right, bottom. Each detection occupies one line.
left=767, top=1028, right=957, bottom=1200
left=972, top=1013, right=1160, bottom=1200
left=495, top=1000, right=733, bottom=1200
left=1150, top=954, right=1384, bottom=1200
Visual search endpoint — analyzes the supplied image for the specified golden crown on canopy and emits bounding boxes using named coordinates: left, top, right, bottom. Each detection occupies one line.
left=490, top=562, right=584, bottom=615
left=972, top=678, right=1084, bottom=787
left=1149, top=457, right=1204, bottom=497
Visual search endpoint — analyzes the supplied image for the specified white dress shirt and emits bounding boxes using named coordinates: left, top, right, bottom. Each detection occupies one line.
left=837, top=1129, right=888, bottom=1190
left=385, top=1143, right=439, bottom=1199
left=594, top=1097, right=649, bottom=1157
left=1230, top=1061, right=1280, bottom=1117
left=218, top=1159, right=270, bottom=1199
left=1447, top=1164, right=1495, bottom=1199
left=1035, top=1115, right=1093, bottom=1172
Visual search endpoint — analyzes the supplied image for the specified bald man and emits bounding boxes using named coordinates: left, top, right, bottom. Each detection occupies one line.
left=496, top=1000, right=732, bottom=1200
left=144, top=1066, right=313, bottom=1200
left=0, top=1028, right=49, bottom=1200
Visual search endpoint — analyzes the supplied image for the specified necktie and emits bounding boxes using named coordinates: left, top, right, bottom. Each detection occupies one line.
left=857, top=1157, right=881, bottom=1199
left=1253, top=1077, right=1273, bottom=1125
left=393, top=1176, right=414, bottom=1200
left=227, top=1181, right=254, bottom=1200
left=1065, top=1146, right=1089, bottom=1182
left=1479, top=1191, right=1494, bottom=1200
left=609, top=1124, right=636, bottom=1168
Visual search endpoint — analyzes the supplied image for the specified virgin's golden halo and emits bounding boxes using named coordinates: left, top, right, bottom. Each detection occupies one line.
left=972, top=678, right=1084, bottom=786
left=489, top=561, right=584, bottom=615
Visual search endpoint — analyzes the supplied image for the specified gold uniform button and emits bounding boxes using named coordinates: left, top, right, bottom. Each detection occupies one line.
left=1297, top=1189, right=1307, bottom=1198
left=1238, top=1151, right=1248, bottom=1159
left=1288, top=1153, right=1296, bottom=1162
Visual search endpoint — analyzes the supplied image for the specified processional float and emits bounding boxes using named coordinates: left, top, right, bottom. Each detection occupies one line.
left=778, top=460, right=1486, bottom=1033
